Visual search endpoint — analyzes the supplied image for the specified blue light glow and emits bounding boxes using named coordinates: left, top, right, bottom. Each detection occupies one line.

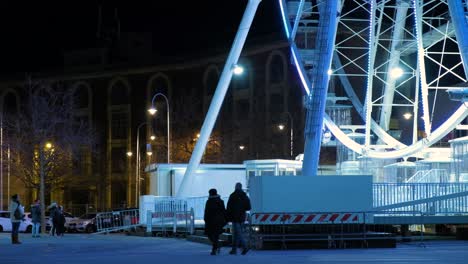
left=291, top=46, right=311, bottom=95
left=279, top=0, right=310, bottom=95
left=279, top=0, right=290, bottom=39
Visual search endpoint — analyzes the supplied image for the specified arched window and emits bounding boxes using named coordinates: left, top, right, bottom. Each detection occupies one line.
left=233, top=61, right=251, bottom=91
left=149, top=76, right=169, bottom=97
left=3, top=92, right=19, bottom=116
left=204, top=67, right=219, bottom=96
left=74, top=84, right=89, bottom=109
left=268, top=53, right=286, bottom=84
left=110, top=81, right=129, bottom=105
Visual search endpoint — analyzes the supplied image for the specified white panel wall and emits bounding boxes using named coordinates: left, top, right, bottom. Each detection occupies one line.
left=249, top=175, right=373, bottom=213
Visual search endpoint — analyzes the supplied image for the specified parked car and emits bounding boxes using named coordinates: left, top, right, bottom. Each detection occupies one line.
left=24, top=212, right=52, bottom=231
left=0, top=211, right=33, bottom=233
left=66, top=213, right=97, bottom=233
left=39, top=211, right=78, bottom=232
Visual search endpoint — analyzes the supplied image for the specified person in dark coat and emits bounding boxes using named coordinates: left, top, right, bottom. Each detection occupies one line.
left=54, top=206, right=66, bottom=236
left=204, top=188, right=227, bottom=255
left=48, top=202, right=58, bottom=236
left=31, top=199, right=41, bottom=238
left=226, top=182, right=251, bottom=255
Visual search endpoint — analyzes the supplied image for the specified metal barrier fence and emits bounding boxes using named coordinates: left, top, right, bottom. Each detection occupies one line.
left=154, top=197, right=188, bottom=213
left=95, top=209, right=140, bottom=233
left=248, top=211, right=425, bottom=249
left=373, top=183, right=468, bottom=214
left=185, top=196, right=229, bottom=222
left=146, top=209, right=194, bottom=236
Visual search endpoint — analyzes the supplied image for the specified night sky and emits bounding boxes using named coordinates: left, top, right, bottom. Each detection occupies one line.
left=0, top=1, right=282, bottom=76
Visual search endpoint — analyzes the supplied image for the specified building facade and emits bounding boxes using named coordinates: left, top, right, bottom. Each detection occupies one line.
left=0, top=36, right=306, bottom=211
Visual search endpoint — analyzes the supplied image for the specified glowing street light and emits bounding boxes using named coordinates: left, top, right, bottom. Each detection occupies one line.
left=390, top=67, right=404, bottom=79
left=147, top=107, right=157, bottom=115
left=239, top=145, right=245, bottom=150
left=403, top=113, right=412, bottom=120
left=126, top=151, right=133, bottom=157
left=148, top=92, right=170, bottom=163
left=146, top=143, right=152, bottom=156
left=45, top=142, right=53, bottom=149
left=150, top=135, right=156, bottom=141
left=278, top=112, right=294, bottom=158
left=233, top=64, right=244, bottom=75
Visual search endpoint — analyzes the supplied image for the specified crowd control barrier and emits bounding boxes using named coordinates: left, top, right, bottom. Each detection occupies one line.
left=95, top=208, right=140, bottom=233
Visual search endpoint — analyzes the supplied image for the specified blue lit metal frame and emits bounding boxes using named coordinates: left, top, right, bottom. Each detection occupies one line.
left=280, top=0, right=339, bottom=175
left=278, top=0, right=468, bottom=160
left=279, top=0, right=311, bottom=95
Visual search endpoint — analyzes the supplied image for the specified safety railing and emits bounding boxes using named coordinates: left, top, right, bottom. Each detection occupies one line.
left=185, top=196, right=229, bottom=222
left=95, top=208, right=140, bottom=234
left=406, top=169, right=449, bottom=183
left=373, top=183, right=468, bottom=214
left=146, top=209, right=194, bottom=236
left=248, top=211, right=425, bottom=249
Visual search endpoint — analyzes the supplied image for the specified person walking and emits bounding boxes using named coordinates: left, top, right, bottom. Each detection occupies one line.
left=31, top=199, right=41, bottom=238
left=48, top=202, right=58, bottom=236
left=226, top=182, right=251, bottom=255
left=9, top=194, right=25, bottom=244
left=204, top=188, right=227, bottom=255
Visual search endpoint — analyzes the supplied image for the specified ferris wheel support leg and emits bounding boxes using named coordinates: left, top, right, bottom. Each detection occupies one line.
left=379, top=1, right=411, bottom=133
left=447, top=0, right=468, bottom=77
left=302, top=1, right=340, bottom=176
left=176, top=0, right=262, bottom=197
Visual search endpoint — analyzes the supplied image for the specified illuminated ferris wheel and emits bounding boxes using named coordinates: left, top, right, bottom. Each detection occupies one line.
left=280, top=0, right=468, bottom=172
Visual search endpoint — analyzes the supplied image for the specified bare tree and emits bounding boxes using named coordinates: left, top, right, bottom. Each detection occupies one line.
left=4, top=79, right=95, bottom=233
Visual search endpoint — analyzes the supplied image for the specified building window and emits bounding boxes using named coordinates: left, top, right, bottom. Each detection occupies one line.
left=110, top=81, right=129, bottom=105
left=111, top=147, right=127, bottom=173
left=269, top=94, right=284, bottom=116
left=204, top=68, right=219, bottom=96
left=3, top=92, right=19, bottom=115
left=74, top=84, right=89, bottom=109
left=236, top=99, right=250, bottom=120
left=233, top=68, right=250, bottom=90
left=150, top=76, right=169, bottom=97
left=111, top=111, right=129, bottom=139
left=268, top=53, right=286, bottom=84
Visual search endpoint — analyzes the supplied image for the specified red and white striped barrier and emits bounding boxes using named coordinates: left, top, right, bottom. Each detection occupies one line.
left=251, top=213, right=364, bottom=225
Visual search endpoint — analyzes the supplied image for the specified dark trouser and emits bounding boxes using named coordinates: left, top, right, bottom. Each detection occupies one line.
left=231, top=222, right=246, bottom=250
left=12, top=222, right=20, bottom=235
left=208, top=233, right=220, bottom=250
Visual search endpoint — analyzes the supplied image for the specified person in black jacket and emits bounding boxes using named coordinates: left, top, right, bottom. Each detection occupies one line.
left=204, top=188, right=227, bottom=255
left=226, top=182, right=251, bottom=255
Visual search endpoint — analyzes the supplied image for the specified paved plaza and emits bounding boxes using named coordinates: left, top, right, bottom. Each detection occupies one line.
left=1, top=233, right=468, bottom=264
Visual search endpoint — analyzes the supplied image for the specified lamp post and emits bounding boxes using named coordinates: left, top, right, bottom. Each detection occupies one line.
left=278, top=112, right=294, bottom=159
left=148, top=93, right=170, bottom=163
left=135, top=122, right=148, bottom=207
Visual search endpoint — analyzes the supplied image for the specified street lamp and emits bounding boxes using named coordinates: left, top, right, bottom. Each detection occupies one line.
left=239, top=145, right=245, bottom=150
left=233, top=64, right=244, bottom=75
left=278, top=112, right=294, bottom=159
left=390, top=67, right=404, bottom=79
left=126, top=151, right=133, bottom=157
left=150, top=135, right=156, bottom=141
left=135, top=122, right=149, bottom=207
left=148, top=92, right=170, bottom=163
